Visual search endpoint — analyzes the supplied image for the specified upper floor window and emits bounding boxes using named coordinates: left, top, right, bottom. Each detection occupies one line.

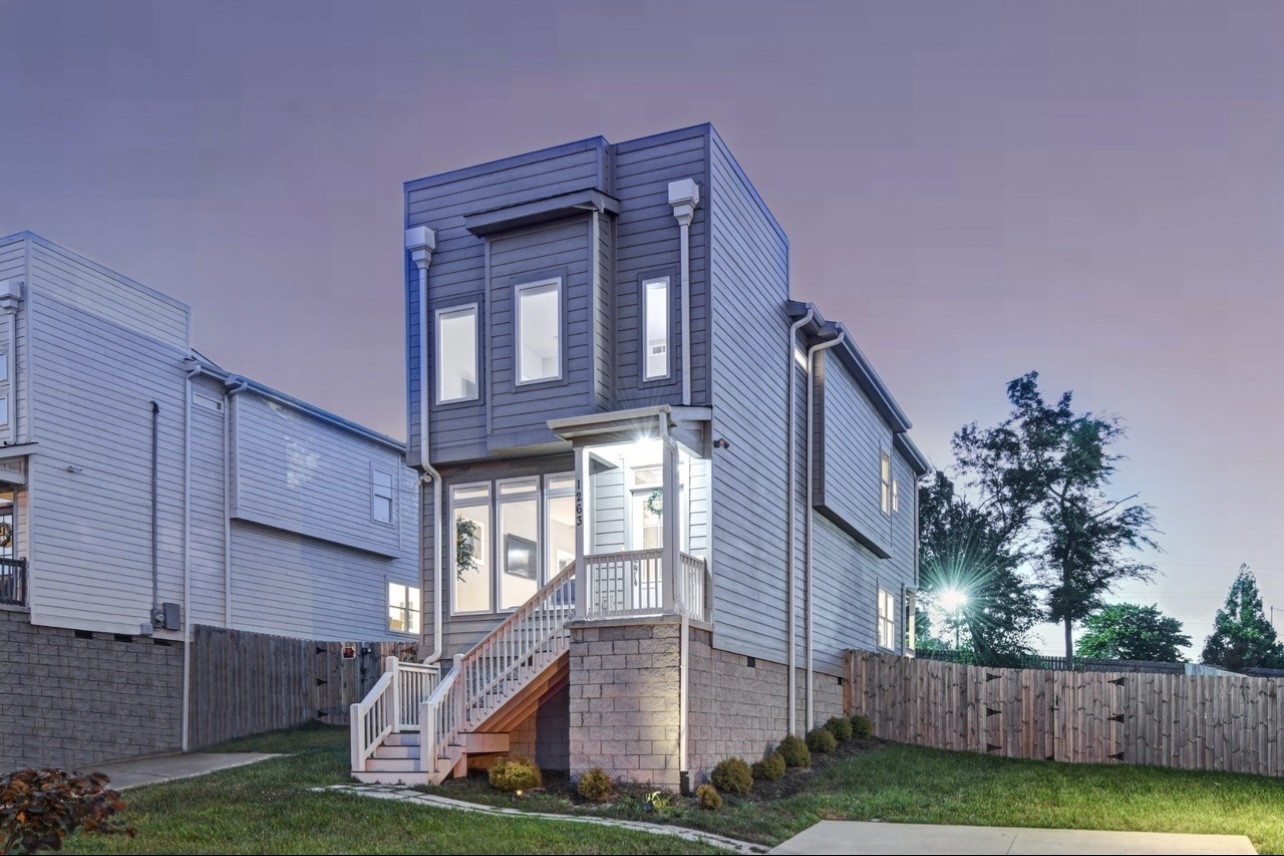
left=516, top=279, right=561, bottom=384
left=372, top=469, right=395, bottom=524
left=880, top=451, right=891, bottom=514
left=878, top=587, right=896, bottom=650
left=436, top=305, right=478, bottom=403
left=891, top=476, right=900, bottom=513
left=643, top=277, right=670, bottom=381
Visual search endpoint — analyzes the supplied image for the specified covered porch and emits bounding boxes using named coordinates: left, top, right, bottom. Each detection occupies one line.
left=551, top=406, right=712, bottom=624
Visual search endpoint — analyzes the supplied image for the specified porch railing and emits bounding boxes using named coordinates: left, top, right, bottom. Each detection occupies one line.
left=0, top=558, right=25, bottom=607
left=584, top=549, right=709, bottom=621
left=349, top=656, right=441, bottom=772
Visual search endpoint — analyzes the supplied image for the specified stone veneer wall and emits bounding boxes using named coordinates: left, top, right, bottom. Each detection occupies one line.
left=567, top=618, right=845, bottom=790
left=0, top=609, right=183, bottom=771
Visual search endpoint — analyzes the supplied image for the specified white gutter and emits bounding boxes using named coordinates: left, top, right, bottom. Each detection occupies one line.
left=668, top=180, right=700, bottom=407
left=406, top=226, right=443, bottom=664
left=223, top=377, right=249, bottom=627
left=785, top=309, right=813, bottom=736
left=181, top=361, right=197, bottom=752
left=805, top=330, right=845, bottom=731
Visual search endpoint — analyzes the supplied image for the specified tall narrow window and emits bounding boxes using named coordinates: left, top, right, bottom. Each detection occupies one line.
left=643, top=278, right=669, bottom=381
left=880, top=451, right=891, bottom=514
left=545, top=473, right=576, bottom=580
left=516, top=280, right=561, bottom=384
left=878, top=587, right=896, bottom=650
left=387, top=582, right=421, bottom=634
left=372, top=470, right=394, bottom=524
left=498, top=478, right=540, bottom=610
left=451, top=484, right=492, bottom=614
left=436, top=305, right=478, bottom=403
left=891, top=476, right=900, bottom=513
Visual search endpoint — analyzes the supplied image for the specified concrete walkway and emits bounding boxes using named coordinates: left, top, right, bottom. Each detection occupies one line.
left=87, top=752, right=280, bottom=790
left=768, top=821, right=1257, bottom=855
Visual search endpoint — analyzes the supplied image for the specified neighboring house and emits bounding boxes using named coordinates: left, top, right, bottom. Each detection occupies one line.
left=351, top=123, right=929, bottom=789
left=0, top=232, right=420, bottom=771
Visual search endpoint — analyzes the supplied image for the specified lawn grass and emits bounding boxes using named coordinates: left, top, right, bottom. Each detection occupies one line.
left=427, top=737, right=1284, bottom=854
left=59, top=724, right=727, bottom=855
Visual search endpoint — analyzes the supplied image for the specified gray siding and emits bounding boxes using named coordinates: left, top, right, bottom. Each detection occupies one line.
left=408, top=141, right=608, bottom=465
left=814, top=350, right=895, bottom=556
left=611, top=128, right=710, bottom=409
left=230, top=392, right=406, bottom=558
left=487, top=217, right=594, bottom=446
left=27, top=289, right=188, bottom=635
left=707, top=129, right=793, bottom=664
left=188, top=375, right=228, bottom=626
left=228, top=519, right=420, bottom=640
left=588, top=458, right=625, bottom=553
left=0, top=234, right=25, bottom=282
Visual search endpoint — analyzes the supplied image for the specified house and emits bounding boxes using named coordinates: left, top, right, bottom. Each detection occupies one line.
left=351, top=124, right=929, bottom=789
left=0, top=232, right=421, bottom=771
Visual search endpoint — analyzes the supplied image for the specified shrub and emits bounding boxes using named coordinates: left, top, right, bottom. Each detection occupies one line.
left=751, top=752, right=786, bottom=782
left=710, top=757, right=753, bottom=794
left=850, top=713, right=873, bottom=739
left=777, top=734, right=811, bottom=768
left=487, top=757, right=542, bottom=793
left=806, top=727, right=837, bottom=753
left=695, top=783, right=722, bottom=811
left=824, top=715, right=854, bottom=742
left=1, top=768, right=134, bottom=855
left=576, top=767, right=613, bottom=802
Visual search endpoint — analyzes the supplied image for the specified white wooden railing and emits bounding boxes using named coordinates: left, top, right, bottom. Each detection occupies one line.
left=584, top=549, right=710, bottom=621
left=418, top=562, right=577, bottom=778
left=350, top=656, right=442, bottom=772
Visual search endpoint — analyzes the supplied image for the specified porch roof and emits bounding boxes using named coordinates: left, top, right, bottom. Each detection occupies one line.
left=548, top=405, right=711, bottom=444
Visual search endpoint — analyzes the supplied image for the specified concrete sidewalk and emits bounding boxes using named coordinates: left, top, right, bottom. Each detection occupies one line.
left=769, top=821, right=1256, bottom=855
left=85, top=752, right=280, bottom=790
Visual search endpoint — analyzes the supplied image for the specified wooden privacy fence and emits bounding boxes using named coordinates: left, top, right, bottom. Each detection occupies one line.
left=189, top=625, right=414, bottom=749
left=847, top=651, right=1284, bottom=777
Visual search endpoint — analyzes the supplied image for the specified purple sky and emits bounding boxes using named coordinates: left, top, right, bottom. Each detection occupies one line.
left=3, top=0, right=1282, bottom=655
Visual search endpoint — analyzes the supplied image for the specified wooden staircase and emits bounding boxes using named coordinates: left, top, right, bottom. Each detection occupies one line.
left=350, top=563, right=576, bottom=785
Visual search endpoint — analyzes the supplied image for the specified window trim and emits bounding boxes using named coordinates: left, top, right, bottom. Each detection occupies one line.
left=496, top=476, right=541, bottom=613
left=640, top=276, right=672, bottom=383
left=435, top=303, right=480, bottom=405
left=891, top=475, right=900, bottom=513
left=371, top=465, right=396, bottom=526
left=877, top=586, right=897, bottom=652
left=450, top=481, right=494, bottom=616
left=386, top=580, right=422, bottom=636
left=514, top=278, right=563, bottom=387
left=879, top=450, right=891, bottom=515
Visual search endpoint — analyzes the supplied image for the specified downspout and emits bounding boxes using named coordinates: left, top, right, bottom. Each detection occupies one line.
left=406, top=226, right=442, bottom=664
left=805, top=330, right=845, bottom=731
left=785, top=309, right=814, bottom=736
left=659, top=408, right=690, bottom=793
left=668, top=180, right=700, bottom=406
left=223, top=377, right=250, bottom=627
left=149, top=401, right=161, bottom=626
left=181, top=361, right=197, bottom=752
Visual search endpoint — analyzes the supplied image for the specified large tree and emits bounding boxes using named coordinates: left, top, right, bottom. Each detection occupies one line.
left=1075, top=603, right=1190, bottom=662
left=952, top=372, right=1158, bottom=658
left=1201, top=565, right=1284, bottom=671
left=917, top=471, right=1041, bottom=666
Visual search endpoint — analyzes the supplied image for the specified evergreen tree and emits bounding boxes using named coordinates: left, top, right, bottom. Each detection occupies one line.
left=1201, top=565, right=1284, bottom=670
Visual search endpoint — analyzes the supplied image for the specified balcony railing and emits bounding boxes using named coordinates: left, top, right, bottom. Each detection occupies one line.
left=583, top=549, right=709, bottom=622
left=0, top=558, right=25, bottom=607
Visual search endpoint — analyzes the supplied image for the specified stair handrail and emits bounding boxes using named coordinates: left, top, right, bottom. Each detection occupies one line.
left=419, top=661, right=462, bottom=777
left=349, top=668, right=395, bottom=772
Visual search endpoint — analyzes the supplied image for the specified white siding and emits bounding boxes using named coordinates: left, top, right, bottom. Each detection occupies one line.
left=188, top=375, right=227, bottom=626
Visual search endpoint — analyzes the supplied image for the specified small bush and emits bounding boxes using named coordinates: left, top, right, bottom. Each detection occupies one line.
left=806, top=727, right=837, bottom=753
left=710, top=757, right=753, bottom=794
left=751, top=751, right=786, bottom=782
left=824, top=715, right=854, bottom=742
left=577, top=767, right=613, bottom=802
left=777, top=734, right=811, bottom=768
left=695, top=783, right=722, bottom=811
left=850, top=713, right=873, bottom=739
left=1, top=768, right=134, bottom=855
left=487, top=757, right=542, bottom=793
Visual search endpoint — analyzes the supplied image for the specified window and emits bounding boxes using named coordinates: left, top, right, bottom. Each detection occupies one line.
left=642, top=277, right=669, bottom=381
left=904, top=588, right=917, bottom=653
left=498, top=478, right=539, bottom=610
left=451, top=484, right=492, bottom=614
left=891, top=476, right=900, bottom=513
left=516, top=280, right=561, bottom=384
left=436, top=305, right=478, bottom=403
left=880, top=451, right=891, bottom=514
left=878, top=588, right=896, bottom=650
left=545, top=474, right=576, bottom=579
left=388, top=582, right=421, bottom=634
left=372, top=470, right=394, bottom=524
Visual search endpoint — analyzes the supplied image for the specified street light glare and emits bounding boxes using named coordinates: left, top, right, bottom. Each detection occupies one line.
left=941, top=587, right=969, bottom=611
